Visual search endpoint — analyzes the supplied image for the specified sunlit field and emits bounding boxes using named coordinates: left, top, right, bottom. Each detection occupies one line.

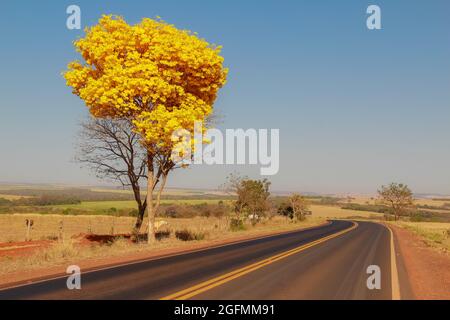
left=0, top=214, right=325, bottom=275
left=310, top=205, right=382, bottom=219
left=393, top=221, right=450, bottom=252
left=54, top=199, right=228, bottom=211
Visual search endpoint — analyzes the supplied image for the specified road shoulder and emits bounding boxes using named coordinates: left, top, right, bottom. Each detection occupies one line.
left=389, top=224, right=450, bottom=299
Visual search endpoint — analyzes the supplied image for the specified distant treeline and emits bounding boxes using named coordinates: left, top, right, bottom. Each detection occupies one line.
left=0, top=199, right=232, bottom=218
left=341, top=203, right=390, bottom=213
left=0, top=194, right=81, bottom=206
left=272, top=195, right=342, bottom=206
left=341, top=203, right=450, bottom=222
left=0, top=188, right=133, bottom=202
left=0, top=188, right=342, bottom=206
left=158, top=202, right=230, bottom=218
left=0, top=188, right=235, bottom=203
left=417, top=203, right=450, bottom=210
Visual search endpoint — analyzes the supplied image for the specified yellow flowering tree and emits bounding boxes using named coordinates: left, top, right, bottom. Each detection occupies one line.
left=65, top=15, right=227, bottom=243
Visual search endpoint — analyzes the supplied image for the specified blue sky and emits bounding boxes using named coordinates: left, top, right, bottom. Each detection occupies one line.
left=0, top=0, right=449, bottom=194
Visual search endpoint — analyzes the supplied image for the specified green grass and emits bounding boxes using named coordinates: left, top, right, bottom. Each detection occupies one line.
left=90, top=187, right=208, bottom=196
left=55, top=201, right=137, bottom=210
left=54, top=199, right=228, bottom=211
left=398, top=222, right=450, bottom=251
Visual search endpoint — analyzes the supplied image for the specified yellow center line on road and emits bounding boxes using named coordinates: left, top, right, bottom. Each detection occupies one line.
left=160, top=221, right=358, bottom=300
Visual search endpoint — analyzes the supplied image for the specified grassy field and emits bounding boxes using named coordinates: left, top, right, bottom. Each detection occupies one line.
left=0, top=214, right=326, bottom=274
left=0, top=194, right=32, bottom=200
left=1, top=184, right=448, bottom=254
left=90, top=187, right=219, bottom=196
left=0, top=184, right=66, bottom=191
left=0, top=212, right=326, bottom=243
left=0, top=200, right=381, bottom=243
left=347, top=195, right=450, bottom=208
left=392, top=221, right=450, bottom=252
left=0, top=214, right=136, bottom=242
left=54, top=199, right=228, bottom=211
left=1, top=186, right=449, bottom=275
left=0, top=184, right=224, bottom=197
left=310, top=205, right=383, bottom=219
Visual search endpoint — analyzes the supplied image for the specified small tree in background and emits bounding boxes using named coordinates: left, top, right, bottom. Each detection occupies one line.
left=278, top=202, right=294, bottom=220
left=223, top=174, right=271, bottom=224
left=222, top=173, right=245, bottom=220
left=289, top=193, right=310, bottom=221
left=239, top=179, right=271, bottom=224
left=378, top=183, right=414, bottom=221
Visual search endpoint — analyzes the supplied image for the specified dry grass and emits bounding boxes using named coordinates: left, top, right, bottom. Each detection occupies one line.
left=391, top=221, right=450, bottom=252
left=90, top=187, right=219, bottom=196
left=0, top=214, right=325, bottom=275
left=343, top=196, right=378, bottom=205
left=0, top=239, right=133, bottom=274
left=310, top=205, right=383, bottom=219
left=0, top=213, right=322, bottom=243
left=0, top=194, right=33, bottom=200
left=346, top=196, right=450, bottom=208
left=414, top=199, right=450, bottom=207
left=54, top=199, right=227, bottom=211
left=0, top=214, right=137, bottom=242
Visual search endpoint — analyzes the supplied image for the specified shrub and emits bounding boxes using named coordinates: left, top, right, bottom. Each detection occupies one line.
left=317, top=197, right=341, bottom=205
left=128, top=209, right=138, bottom=217
left=0, top=198, right=12, bottom=206
left=409, top=210, right=433, bottom=222
left=164, top=206, right=178, bottom=218
left=15, top=194, right=81, bottom=206
left=277, top=202, right=294, bottom=219
left=34, top=240, right=80, bottom=262
left=342, top=203, right=390, bottom=213
left=156, top=230, right=171, bottom=240
left=229, top=218, right=245, bottom=232
left=445, top=229, right=450, bottom=238
left=175, top=229, right=206, bottom=241
left=161, top=203, right=228, bottom=218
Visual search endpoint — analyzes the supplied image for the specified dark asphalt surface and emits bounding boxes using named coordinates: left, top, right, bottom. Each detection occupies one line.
left=0, top=220, right=395, bottom=300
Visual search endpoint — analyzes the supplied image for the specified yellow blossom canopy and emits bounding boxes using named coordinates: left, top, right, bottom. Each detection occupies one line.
left=65, top=15, right=227, bottom=153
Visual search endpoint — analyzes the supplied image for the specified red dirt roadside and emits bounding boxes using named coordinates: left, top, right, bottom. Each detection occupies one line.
left=0, top=240, right=53, bottom=258
left=390, top=224, right=450, bottom=299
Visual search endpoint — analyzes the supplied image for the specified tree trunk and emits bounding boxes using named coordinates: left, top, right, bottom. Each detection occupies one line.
left=134, top=211, right=143, bottom=231
left=133, top=204, right=146, bottom=237
left=145, top=154, right=171, bottom=245
left=131, top=184, right=144, bottom=231
left=147, top=168, right=156, bottom=244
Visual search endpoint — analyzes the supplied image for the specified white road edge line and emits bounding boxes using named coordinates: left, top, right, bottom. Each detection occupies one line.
left=386, top=224, right=401, bottom=300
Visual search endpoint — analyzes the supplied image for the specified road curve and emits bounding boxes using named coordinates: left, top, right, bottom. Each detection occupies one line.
left=0, top=220, right=395, bottom=300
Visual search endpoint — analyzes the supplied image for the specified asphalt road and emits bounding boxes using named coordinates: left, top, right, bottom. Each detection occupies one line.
left=0, top=220, right=397, bottom=300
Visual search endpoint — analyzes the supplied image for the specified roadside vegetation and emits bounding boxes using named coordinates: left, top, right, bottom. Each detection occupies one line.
left=0, top=181, right=328, bottom=275
left=391, top=221, right=450, bottom=253
left=0, top=213, right=325, bottom=275
left=1, top=180, right=449, bottom=276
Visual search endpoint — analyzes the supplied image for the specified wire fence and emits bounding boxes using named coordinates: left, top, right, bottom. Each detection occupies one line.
left=0, top=214, right=231, bottom=243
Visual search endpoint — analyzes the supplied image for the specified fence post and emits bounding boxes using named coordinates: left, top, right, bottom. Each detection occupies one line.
left=111, top=217, right=115, bottom=235
left=25, top=219, right=34, bottom=241
left=59, top=220, right=64, bottom=243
